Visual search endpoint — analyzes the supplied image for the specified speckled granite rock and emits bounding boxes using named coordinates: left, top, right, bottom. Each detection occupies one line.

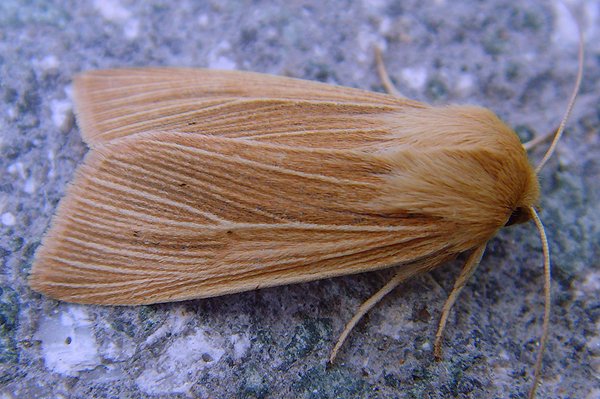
left=1, top=1, right=598, bottom=398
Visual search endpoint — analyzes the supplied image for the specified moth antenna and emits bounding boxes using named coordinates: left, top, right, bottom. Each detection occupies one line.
left=528, top=207, right=551, bottom=399
left=527, top=6, right=582, bottom=395
left=329, top=266, right=424, bottom=363
left=433, top=244, right=487, bottom=359
left=535, top=6, right=584, bottom=173
left=374, top=46, right=406, bottom=98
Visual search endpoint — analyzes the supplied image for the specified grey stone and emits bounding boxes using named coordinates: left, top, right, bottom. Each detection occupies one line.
left=1, top=0, right=598, bottom=398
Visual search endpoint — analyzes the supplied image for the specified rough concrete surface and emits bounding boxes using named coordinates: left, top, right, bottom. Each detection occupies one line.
left=1, top=0, right=599, bottom=398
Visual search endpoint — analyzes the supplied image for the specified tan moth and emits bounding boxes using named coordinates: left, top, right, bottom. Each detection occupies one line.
left=29, top=13, right=583, bottom=398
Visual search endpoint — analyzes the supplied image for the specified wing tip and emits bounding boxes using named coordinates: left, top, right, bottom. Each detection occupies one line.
left=27, top=212, right=119, bottom=305
left=28, top=251, right=78, bottom=304
left=72, top=72, right=102, bottom=146
left=28, top=257, right=137, bottom=306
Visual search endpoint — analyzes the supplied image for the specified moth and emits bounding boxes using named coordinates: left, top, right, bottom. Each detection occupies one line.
left=30, top=37, right=582, bottom=398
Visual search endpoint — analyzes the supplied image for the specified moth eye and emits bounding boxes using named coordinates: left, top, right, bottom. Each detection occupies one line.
left=505, top=207, right=530, bottom=226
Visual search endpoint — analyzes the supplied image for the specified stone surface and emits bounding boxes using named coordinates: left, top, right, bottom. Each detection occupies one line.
left=1, top=0, right=598, bottom=398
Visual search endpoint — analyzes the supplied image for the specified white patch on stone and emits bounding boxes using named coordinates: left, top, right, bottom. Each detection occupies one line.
left=313, top=45, right=326, bottom=58
left=401, top=66, right=428, bottom=91
left=123, top=19, right=140, bottom=39
left=91, top=364, right=126, bottom=383
left=1, top=213, right=16, bottom=226
left=145, top=309, right=193, bottom=346
left=208, top=41, right=236, bottom=70
left=35, top=306, right=101, bottom=376
left=24, top=177, right=36, bottom=194
left=93, top=0, right=131, bottom=21
left=93, top=0, right=139, bottom=39
left=50, top=99, right=73, bottom=132
left=357, top=27, right=384, bottom=63
left=209, top=56, right=236, bottom=70
left=492, top=363, right=512, bottom=386
left=197, top=14, right=209, bottom=27
left=7, top=162, right=25, bottom=179
left=378, top=304, right=415, bottom=340
left=264, top=27, right=278, bottom=40
left=361, top=0, right=387, bottom=12
left=581, top=271, right=600, bottom=293
left=46, top=150, right=56, bottom=179
left=498, top=349, right=510, bottom=361
left=230, top=333, right=251, bottom=360
left=378, top=16, right=393, bottom=36
left=551, top=0, right=580, bottom=47
left=99, top=336, right=136, bottom=362
left=588, top=334, right=600, bottom=356
left=455, top=72, right=475, bottom=95
left=39, top=55, right=59, bottom=71
left=64, top=84, right=73, bottom=100
left=136, top=329, right=225, bottom=395
left=6, top=105, right=17, bottom=120
left=575, top=271, right=600, bottom=300
left=581, top=2, right=600, bottom=52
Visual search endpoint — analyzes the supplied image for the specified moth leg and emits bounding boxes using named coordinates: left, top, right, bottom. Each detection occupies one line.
left=329, top=265, right=424, bottom=363
left=433, top=243, right=487, bottom=359
left=374, top=46, right=406, bottom=98
left=523, top=128, right=556, bottom=151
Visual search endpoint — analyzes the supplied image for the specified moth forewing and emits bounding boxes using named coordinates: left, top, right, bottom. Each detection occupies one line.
left=72, top=68, right=417, bottom=147
left=28, top=65, right=551, bottom=399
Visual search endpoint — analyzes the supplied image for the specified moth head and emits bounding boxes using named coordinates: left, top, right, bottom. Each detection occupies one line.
left=505, top=206, right=532, bottom=226
left=505, top=163, right=540, bottom=227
